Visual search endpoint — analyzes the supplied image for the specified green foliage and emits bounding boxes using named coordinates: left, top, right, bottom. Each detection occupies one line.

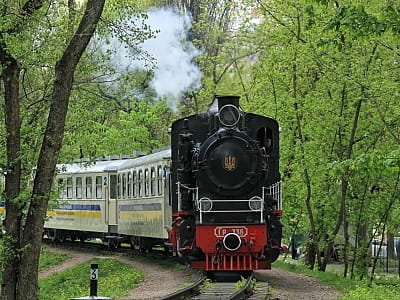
left=0, top=235, right=20, bottom=270
left=39, top=258, right=144, bottom=300
left=243, top=0, right=400, bottom=274
left=340, top=275, right=400, bottom=300
left=60, top=95, right=173, bottom=160
left=312, top=0, right=400, bottom=36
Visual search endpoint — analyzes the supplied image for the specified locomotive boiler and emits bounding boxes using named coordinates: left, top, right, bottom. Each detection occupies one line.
left=168, top=95, right=283, bottom=271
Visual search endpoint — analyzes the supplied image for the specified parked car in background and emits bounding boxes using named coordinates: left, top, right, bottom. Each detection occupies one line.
left=371, top=239, right=387, bottom=257
left=371, top=239, right=398, bottom=258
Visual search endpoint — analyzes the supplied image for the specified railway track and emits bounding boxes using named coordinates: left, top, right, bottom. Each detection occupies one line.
left=44, top=240, right=271, bottom=299
left=158, top=272, right=270, bottom=300
left=42, top=238, right=170, bottom=261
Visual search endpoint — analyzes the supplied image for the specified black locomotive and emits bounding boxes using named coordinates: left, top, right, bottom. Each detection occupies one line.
left=168, top=95, right=283, bottom=271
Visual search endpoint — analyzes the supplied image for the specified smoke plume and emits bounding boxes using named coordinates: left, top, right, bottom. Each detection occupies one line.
left=101, top=8, right=202, bottom=111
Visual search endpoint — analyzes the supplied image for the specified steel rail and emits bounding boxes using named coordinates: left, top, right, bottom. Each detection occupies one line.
left=227, top=272, right=255, bottom=300
left=157, top=275, right=207, bottom=300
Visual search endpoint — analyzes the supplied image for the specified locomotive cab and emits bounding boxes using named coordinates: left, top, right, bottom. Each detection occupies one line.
left=169, top=95, right=283, bottom=270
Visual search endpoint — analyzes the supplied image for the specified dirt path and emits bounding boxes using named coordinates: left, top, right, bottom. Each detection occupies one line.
left=39, top=247, right=196, bottom=299
left=117, top=257, right=195, bottom=300
left=39, top=248, right=97, bottom=280
left=255, top=268, right=340, bottom=300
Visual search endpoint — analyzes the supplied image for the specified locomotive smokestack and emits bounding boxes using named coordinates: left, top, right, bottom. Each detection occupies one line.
left=216, top=95, right=240, bottom=110
left=207, top=95, right=242, bottom=131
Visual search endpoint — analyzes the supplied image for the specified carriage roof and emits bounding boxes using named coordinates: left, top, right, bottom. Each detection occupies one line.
left=56, top=148, right=171, bottom=175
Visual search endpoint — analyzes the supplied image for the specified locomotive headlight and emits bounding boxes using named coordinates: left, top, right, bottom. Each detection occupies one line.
left=218, top=104, right=241, bottom=127
left=249, top=196, right=262, bottom=211
left=223, top=233, right=242, bottom=251
left=198, top=197, right=213, bottom=211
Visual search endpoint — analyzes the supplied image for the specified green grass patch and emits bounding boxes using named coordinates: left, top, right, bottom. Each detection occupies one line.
left=274, top=259, right=400, bottom=300
left=39, top=258, right=144, bottom=300
left=39, top=247, right=71, bottom=272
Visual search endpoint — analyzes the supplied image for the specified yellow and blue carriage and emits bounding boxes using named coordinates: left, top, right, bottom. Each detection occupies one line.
left=45, top=149, right=172, bottom=250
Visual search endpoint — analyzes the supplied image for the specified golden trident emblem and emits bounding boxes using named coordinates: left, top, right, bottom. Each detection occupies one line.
left=223, top=156, right=237, bottom=171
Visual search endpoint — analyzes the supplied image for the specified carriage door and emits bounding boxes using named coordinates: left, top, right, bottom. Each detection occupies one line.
left=107, top=173, right=118, bottom=231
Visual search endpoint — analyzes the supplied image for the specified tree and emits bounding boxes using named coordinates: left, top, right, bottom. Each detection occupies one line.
left=246, top=0, right=400, bottom=278
left=1, top=1, right=105, bottom=299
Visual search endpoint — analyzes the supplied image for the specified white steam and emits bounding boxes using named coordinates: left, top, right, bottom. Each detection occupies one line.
left=102, top=8, right=202, bottom=111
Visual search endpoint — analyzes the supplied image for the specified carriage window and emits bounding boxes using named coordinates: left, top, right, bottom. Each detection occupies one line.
left=96, top=176, right=102, bottom=199
left=117, top=174, right=121, bottom=199
left=110, top=175, right=117, bottom=199
left=150, top=168, right=156, bottom=196
left=86, top=177, right=92, bottom=199
left=157, top=166, right=163, bottom=195
left=122, top=173, right=127, bottom=198
left=58, top=178, right=64, bottom=199
left=133, top=171, right=137, bottom=197
left=145, top=169, right=149, bottom=196
left=67, top=177, right=73, bottom=199
left=127, top=172, right=132, bottom=198
left=257, top=127, right=273, bottom=154
left=138, top=170, right=143, bottom=197
left=76, top=177, right=82, bottom=199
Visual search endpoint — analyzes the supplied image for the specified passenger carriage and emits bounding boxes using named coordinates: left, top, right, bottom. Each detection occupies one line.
left=44, top=149, right=172, bottom=250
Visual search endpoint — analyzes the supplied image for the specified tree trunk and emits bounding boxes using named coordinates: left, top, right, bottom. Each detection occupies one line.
left=16, top=1, right=105, bottom=299
left=319, top=98, right=363, bottom=272
left=0, top=52, right=22, bottom=300
left=1, top=1, right=47, bottom=298
left=291, top=51, right=319, bottom=270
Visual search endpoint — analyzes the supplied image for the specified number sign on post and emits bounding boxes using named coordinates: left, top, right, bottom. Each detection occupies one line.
left=90, top=263, right=98, bottom=297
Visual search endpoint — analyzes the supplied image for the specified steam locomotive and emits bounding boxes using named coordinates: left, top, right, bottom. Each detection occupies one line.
left=168, top=95, right=283, bottom=271
left=30, top=95, right=282, bottom=272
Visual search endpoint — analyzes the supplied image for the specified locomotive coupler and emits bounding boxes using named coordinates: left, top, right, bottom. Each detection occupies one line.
left=249, top=238, right=266, bottom=261
left=213, top=240, right=222, bottom=265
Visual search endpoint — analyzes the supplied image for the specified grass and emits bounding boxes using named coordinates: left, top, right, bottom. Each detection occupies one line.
left=274, top=258, right=400, bottom=300
left=39, top=258, right=144, bottom=300
left=39, top=247, right=71, bottom=272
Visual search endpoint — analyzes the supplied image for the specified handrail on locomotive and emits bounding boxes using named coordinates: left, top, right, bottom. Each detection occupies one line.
left=177, top=180, right=282, bottom=224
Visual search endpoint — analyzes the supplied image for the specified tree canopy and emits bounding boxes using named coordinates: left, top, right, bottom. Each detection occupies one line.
left=1, top=1, right=400, bottom=297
